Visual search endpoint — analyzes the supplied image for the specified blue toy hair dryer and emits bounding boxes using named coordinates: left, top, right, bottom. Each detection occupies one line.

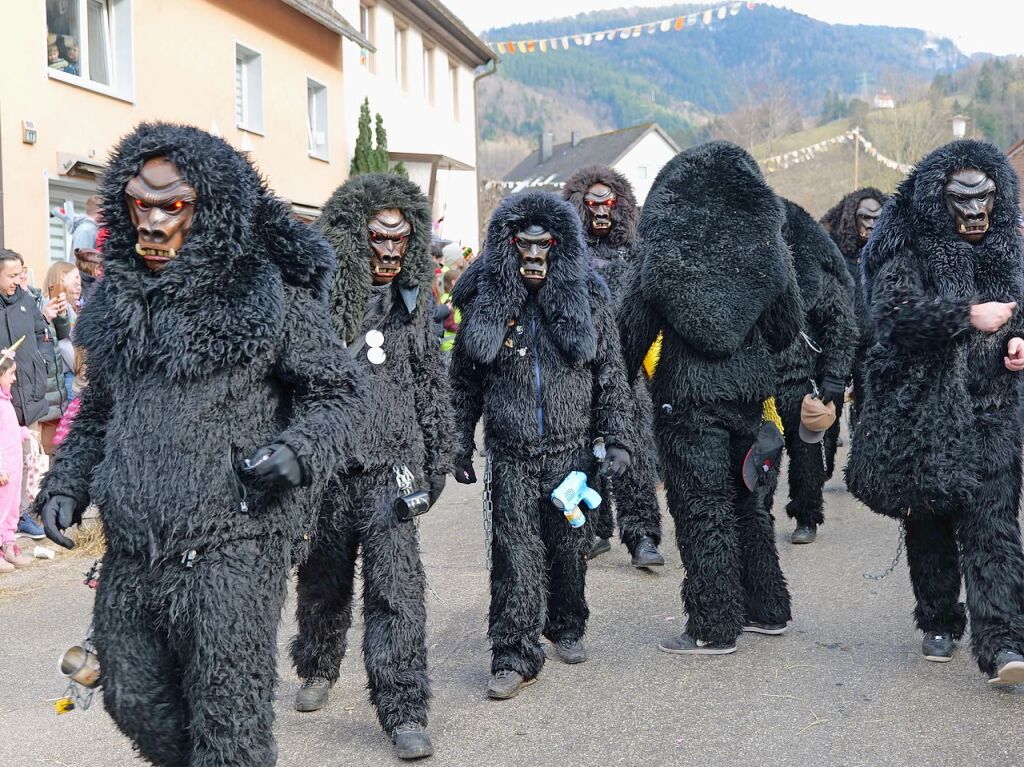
left=551, top=471, right=602, bottom=528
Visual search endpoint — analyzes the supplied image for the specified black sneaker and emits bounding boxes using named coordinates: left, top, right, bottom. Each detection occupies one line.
left=658, top=632, right=736, bottom=655
left=743, top=621, right=788, bottom=635
left=393, top=722, right=433, bottom=760
left=989, top=650, right=1024, bottom=686
left=922, top=634, right=954, bottom=662
left=294, top=677, right=332, bottom=712
left=586, top=537, right=611, bottom=560
left=791, top=525, right=817, bottom=544
left=631, top=536, right=665, bottom=568
left=486, top=669, right=536, bottom=699
left=554, top=637, right=587, bottom=664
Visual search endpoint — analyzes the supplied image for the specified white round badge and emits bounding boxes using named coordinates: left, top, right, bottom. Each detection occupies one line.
left=366, top=330, right=385, bottom=348
left=367, top=347, right=387, bottom=365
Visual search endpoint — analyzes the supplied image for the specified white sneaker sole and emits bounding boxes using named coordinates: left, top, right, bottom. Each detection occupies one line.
left=923, top=654, right=953, bottom=663
left=989, top=660, right=1024, bottom=686
left=658, top=642, right=736, bottom=656
left=743, top=625, right=787, bottom=636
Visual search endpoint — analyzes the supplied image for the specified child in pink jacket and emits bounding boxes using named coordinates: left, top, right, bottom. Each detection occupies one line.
left=0, top=354, right=33, bottom=572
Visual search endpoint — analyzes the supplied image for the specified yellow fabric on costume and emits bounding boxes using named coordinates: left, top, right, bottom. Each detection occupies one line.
left=762, top=396, right=784, bottom=436
left=642, top=332, right=663, bottom=379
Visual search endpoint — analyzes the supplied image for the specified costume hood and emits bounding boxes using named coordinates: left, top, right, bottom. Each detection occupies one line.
left=820, top=187, right=887, bottom=261
left=318, top=172, right=434, bottom=343
left=636, top=141, right=791, bottom=352
left=79, top=122, right=335, bottom=378
left=562, top=164, right=639, bottom=249
left=863, top=140, right=1023, bottom=305
left=453, top=191, right=598, bottom=365
left=781, top=197, right=848, bottom=308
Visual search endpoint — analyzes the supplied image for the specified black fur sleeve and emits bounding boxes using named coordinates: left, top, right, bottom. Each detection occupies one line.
left=33, top=372, right=113, bottom=515
left=811, top=265, right=858, bottom=382
left=412, top=310, right=453, bottom=478
left=618, top=267, right=661, bottom=384
left=592, top=289, right=635, bottom=454
left=871, top=253, right=972, bottom=351
left=274, top=288, right=367, bottom=483
left=449, top=329, right=484, bottom=465
left=759, top=272, right=805, bottom=354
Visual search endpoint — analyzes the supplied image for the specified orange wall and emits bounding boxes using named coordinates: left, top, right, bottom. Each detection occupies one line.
left=0, top=0, right=350, bottom=277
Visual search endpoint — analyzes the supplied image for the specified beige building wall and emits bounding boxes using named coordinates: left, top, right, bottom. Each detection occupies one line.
left=0, top=0, right=348, bottom=280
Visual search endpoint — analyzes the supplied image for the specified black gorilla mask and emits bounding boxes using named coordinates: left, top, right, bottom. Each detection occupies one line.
left=583, top=183, right=617, bottom=238
left=945, top=169, right=995, bottom=244
left=514, top=224, right=554, bottom=292
left=855, top=197, right=882, bottom=245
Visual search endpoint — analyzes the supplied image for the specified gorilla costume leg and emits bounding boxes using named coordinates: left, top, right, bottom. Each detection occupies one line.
left=904, top=513, right=966, bottom=640
left=488, top=456, right=548, bottom=678
left=94, top=553, right=190, bottom=767
left=359, top=472, right=431, bottom=732
left=607, top=380, right=663, bottom=551
left=822, top=398, right=844, bottom=480
left=957, top=413, right=1024, bottom=674
left=777, top=382, right=827, bottom=529
left=291, top=482, right=360, bottom=685
left=737, top=481, right=792, bottom=626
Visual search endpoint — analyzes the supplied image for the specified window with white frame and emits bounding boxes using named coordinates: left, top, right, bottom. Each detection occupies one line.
left=235, top=44, right=264, bottom=133
left=359, top=3, right=374, bottom=70
left=422, top=42, right=435, bottom=105
left=307, top=79, right=328, bottom=160
left=449, top=61, right=460, bottom=121
left=45, top=0, right=133, bottom=96
left=394, top=22, right=408, bottom=90
left=48, top=182, right=97, bottom=264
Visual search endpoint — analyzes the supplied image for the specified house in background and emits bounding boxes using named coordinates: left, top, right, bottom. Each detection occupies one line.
left=499, top=123, right=681, bottom=205
left=0, top=0, right=493, bottom=281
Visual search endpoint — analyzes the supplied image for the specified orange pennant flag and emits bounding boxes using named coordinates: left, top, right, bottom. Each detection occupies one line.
left=675, top=16, right=685, bottom=30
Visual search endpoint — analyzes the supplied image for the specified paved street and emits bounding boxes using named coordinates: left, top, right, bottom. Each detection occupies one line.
left=2, top=443, right=1023, bottom=766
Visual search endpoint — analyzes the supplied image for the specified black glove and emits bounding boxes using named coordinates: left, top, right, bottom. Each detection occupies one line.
left=42, top=494, right=79, bottom=550
left=819, top=375, right=846, bottom=407
left=453, top=457, right=477, bottom=484
left=240, top=443, right=305, bottom=488
left=428, top=474, right=447, bottom=507
left=601, top=446, right=631, bottom=478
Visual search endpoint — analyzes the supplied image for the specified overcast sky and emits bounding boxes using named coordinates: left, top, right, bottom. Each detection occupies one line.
left=447, top=1, right=1024, bottom=56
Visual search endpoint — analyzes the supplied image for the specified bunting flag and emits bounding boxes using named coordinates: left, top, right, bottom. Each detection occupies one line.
left=760, top=127, right=914, bottom=175
left=484, top=2, right=755, bottom=54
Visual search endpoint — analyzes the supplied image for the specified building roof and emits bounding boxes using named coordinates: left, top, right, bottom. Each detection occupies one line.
left=390, top=0, right=496, bottom=67
left=279, top=0, right=374, bottom=50
left=501, top=123, right=680, bottom=189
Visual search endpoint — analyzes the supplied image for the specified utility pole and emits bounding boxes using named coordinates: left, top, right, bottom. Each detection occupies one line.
left=853, top=126, right=860, bottom=189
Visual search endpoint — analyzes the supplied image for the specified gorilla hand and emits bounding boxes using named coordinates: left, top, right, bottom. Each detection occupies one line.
left=601, top=446, right=631, bottom=478
left=453, top=457, right=477, bottom=484
left=241, top=443, right=305, bottom=488
left=42, top=494, right=79, bottom=550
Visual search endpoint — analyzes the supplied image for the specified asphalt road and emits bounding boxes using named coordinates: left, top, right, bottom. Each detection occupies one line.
left=2, top=443, right=1022, bottom=767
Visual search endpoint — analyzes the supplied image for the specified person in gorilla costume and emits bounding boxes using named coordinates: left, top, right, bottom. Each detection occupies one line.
left=619, top=142, right=804, bottom=654
left=290, top=173, right=450, bottom=759
left=37, top=123, right=365, bottom=766
left=763, top=199, right=857, bottom=545
left=820, top=187, right=886, bottom=427
left=450, top=191, right=633, bottom=699
left=846, top=140, right=1024, bottom=685
left=562, top=165, right=664, bottom=567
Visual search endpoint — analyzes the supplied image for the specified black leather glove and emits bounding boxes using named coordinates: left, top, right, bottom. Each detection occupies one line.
left=240, top=443, right=305, bottom=488
left=428, top=474, right=447, bottom=507
left=42, top=494, right=79, bottom=550
left=453, top=457, right=477, bottom=484
left=601, top=446, right=631, bottom=478
left=819, top=375, right=846, bottom=407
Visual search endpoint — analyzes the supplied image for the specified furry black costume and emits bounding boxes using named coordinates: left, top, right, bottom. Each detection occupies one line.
left=620, top=142, right=804, bottom=649
left=820, top=187, right=887, bottom=425
left=846, top=140, right=1024, bottom=680
left=450, top=191, right=634, bottom=690
left=763, top=199, right=857, bottom=538
left=563, top=165, right=662, bottom=562
left=290, top=173, right=450, bottom=750
left=36, top=123, right=364, bottom=766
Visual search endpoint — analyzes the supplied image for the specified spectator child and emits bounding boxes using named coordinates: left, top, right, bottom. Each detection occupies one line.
left=0, top=348, right=33, bottom=572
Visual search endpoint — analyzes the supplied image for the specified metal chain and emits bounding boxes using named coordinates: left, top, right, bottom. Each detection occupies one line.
left=863, top=525, right=905, bottom=580
left=483, top=455, right=494, bottom=571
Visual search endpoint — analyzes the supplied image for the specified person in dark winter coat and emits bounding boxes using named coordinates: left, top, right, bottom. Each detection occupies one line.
left=290, top=173, right=450, bottom=760
left=36, top=123, right=365, bottom=766
left=763, top=199, right=857, bottom=545
left=820, top=187, right=886, bottom=426
left=846, top=140, right=1024, bottom=686
left=563, top=165, right=664, bottom=568
left=0, top=251, right=53, bottom=428
left=450, top=191, right=634, bottom=699
left=620, top=142, right=804, bottom=654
